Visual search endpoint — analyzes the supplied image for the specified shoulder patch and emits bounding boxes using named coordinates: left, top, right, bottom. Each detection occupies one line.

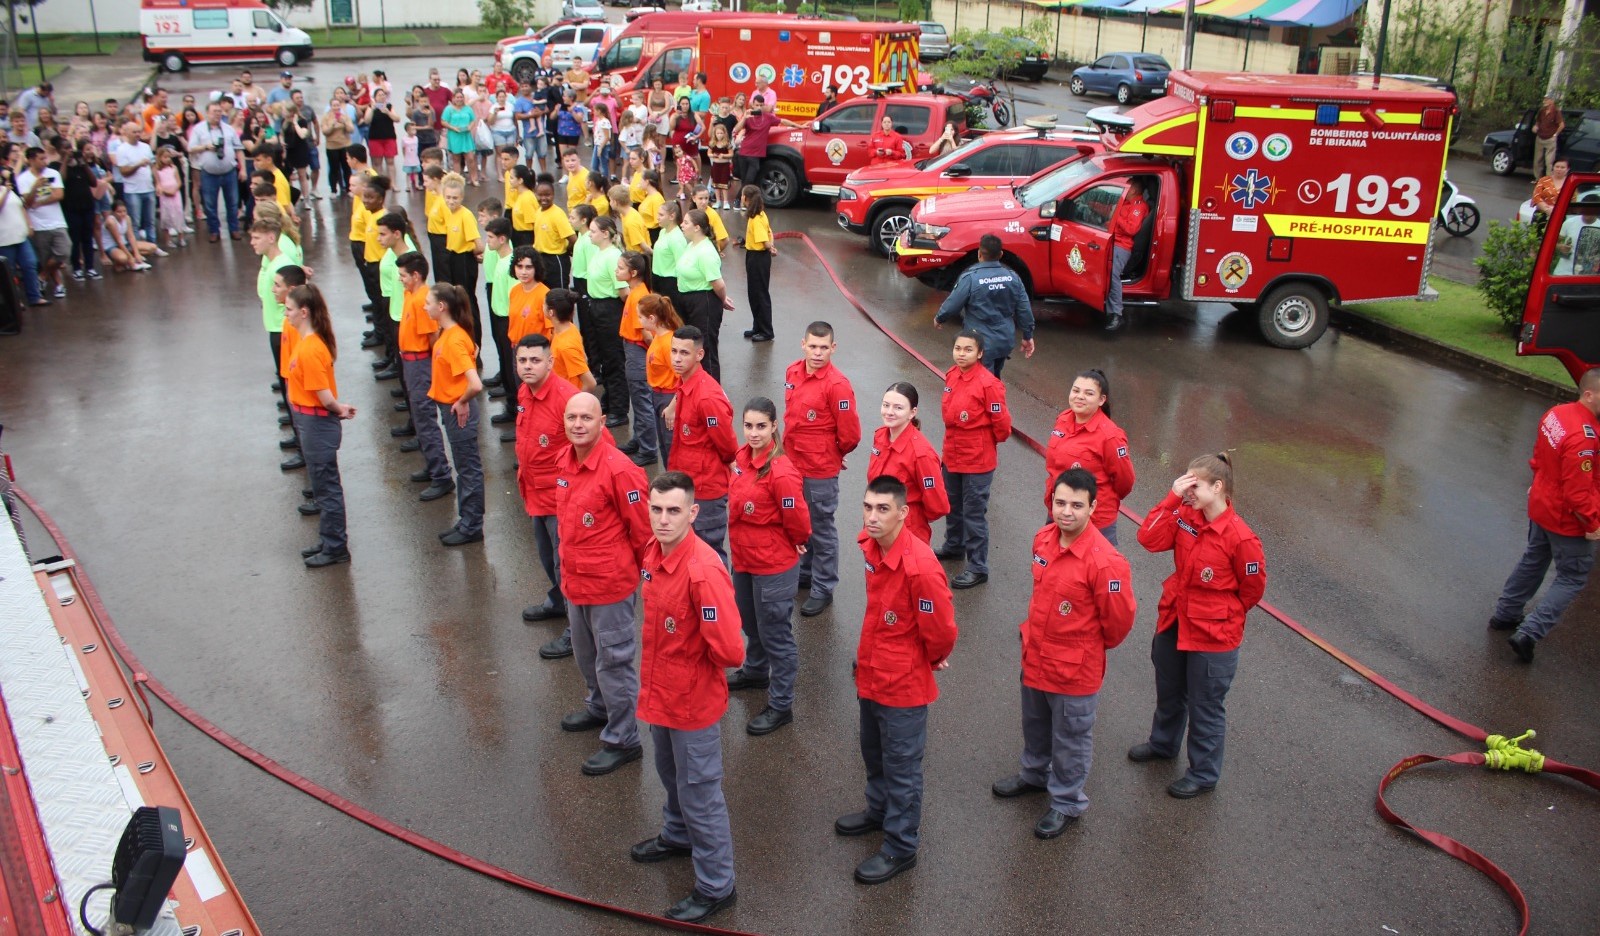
left=1245, top=561, right=1261, bottom=575
left=1117, top=446, right=1128, bottom=458
left=1587, top=425, right=1597, bottom=438
left=1050, top=429, right=1065, bottom=438
left=990, top=402, right=1002, bottom=413
left=839, top=399, right=850, bottom=411
left=1033, top=553, right=1048, bottom=567
left=783, top=381, right=795, bottom=391
left=641, top=569, right=652, bottom=581
left=781, top=496, right=795, bottom=508
left=701, top=606, right=717, bottom=622
left=627, top=490, right=640, bottom=503
left=943, top=385, right=952, bottom=394
left=922, top=476, right=935, bottom=489
left=707, top=416, right=718, bottom=427
left=918, top=598, right=934, bottom=613
left=1108, top=579, right=1122, bottom=593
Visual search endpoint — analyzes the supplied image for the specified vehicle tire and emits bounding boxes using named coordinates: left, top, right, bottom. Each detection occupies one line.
left=1442, top=202, right=1481, bottom=237
left=277, top=48, right=298, bottom=67
left=1116, top=83, right=1132, bottom=105
left=161, top=53, right=186, bottom=73
left=512, top=59, right=538, bottom=87
left=1490, top=146, right=1516, bottom=176
left=759, top=160, right=800, bottom=209
left=1069, top=76, right=1085, bottom=96
left=1257, top=282, right=1330, bottom=349
left=992, top=97, right=1012, bottom=128
left=869, top=204, right=914, bottom=257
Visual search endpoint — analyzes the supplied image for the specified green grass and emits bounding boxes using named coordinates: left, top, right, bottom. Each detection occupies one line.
left=1354, top=278, right=1572, bottom=385
left=15, top=36, right=121, bottom=56
left=2, top=63, right=68, bottom=88
left=312, top=28, right=421, bottom=48
left=440, top=28, right=511, bottom=44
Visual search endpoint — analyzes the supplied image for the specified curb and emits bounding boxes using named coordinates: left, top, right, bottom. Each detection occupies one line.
left=1330, top=307, right=1573, bottom=402
left=314, top=43, right=498, bottom=61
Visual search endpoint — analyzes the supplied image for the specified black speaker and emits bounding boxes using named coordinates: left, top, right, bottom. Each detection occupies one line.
left=111, top=805, right=185, bottom=929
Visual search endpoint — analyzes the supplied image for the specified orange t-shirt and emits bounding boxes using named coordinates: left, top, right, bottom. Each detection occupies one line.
left=507, top=281, right=551, bottom=344
left=428, top=324, right=478, bottom=404
left=279, top=322, right=300, bottom=379
left=397, top=286, right=439, bottom=354
left=618, top=282, right=648, bottom=344
left=286, top=332, right=336, bottom=408
left=645, top=331, right=679, bottom=392
left=551, top=325, right=590, bottom=389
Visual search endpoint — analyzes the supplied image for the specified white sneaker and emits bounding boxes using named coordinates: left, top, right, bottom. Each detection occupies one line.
left=71, top=269, right=84, bottom=281
left=53, top=284, right=66, bottom=298
left=134, top=262, right=152, bottom=271
left=86, top=269, right=102, bottom=280
left=153, top=248, right=169, bottom=258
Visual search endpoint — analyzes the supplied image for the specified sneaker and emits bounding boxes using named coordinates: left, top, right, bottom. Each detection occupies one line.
left=134, top=262, right=152, bottom=272
left=86, top=269, right=102, bottom=280
left=53, top=284, right=65, bottom=298
left=153, top=248, right=170, bottom=258
left=70, top=269, right=84, bottom=281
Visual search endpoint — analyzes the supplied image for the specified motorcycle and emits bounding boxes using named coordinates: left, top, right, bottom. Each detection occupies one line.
left=921, top=78, right=1011, bottom=128
left=1437, top=172, right=1480, bottom=237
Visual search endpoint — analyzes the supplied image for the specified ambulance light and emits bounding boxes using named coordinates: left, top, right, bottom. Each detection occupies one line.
left=1211, top=100, right=1235, bottom=122
left=1315, top=104, right=1341, bottom=125
left=1420, top=107, right=1447, bottom=130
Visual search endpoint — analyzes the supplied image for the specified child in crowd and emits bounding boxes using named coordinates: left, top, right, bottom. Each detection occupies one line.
left=154, top=146, right=187, bottom=249
left=706, top=123, right=734, bottom=210
left=400, top=121, right=422, bottom=193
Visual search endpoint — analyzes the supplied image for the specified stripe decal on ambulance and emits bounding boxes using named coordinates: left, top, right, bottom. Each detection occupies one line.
left=1119, top=112, right=1198, bottom=157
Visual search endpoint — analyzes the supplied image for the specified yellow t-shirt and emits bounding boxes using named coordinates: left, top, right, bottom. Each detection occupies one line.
left=638, top=191, right=664, bottom=231
left=534, top=204, right=575, bottom=255
left=425, top=190, right=446, bottom=235
left=705, top=206, right=729, bottom=244
left=566, top=167, right=590, bottom=211
left=745, top=211, right=772, bottom=251
left=591, top=192, right=611, bottom=217
left=620, top=209, right=650, bottom=253
left=629, top=170, right=646, bottom=205
left=363, top=216, right=385, bottom=263
left=272, top=167, right=291, bottom=210
left=444, top=206, right=480, bottom=254
left=348, top=197, right=369, bottom=242
left=512, top=190, right=539, bottom=232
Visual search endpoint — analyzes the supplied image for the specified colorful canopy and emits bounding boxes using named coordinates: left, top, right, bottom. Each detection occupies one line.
left=1083, top=0, right=1364, bottom=27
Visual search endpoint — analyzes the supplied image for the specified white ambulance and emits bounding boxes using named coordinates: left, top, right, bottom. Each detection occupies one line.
left=141, top=0, right=315, bottom=73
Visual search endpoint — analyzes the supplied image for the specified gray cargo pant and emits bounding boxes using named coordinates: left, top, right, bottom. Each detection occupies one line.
left=1147, top=625, right=1238, bottom=788
left=799, top=475, right=841, bottom=598
left=293, top=411, right=346, bottom=554
left=859, top=698, right=928, bottom=858
left=624, top=342, right=658, bottom=458
left=437, top=398, right=484, bottom=537
left=1019, top=684, right=1097, bottom=816
left=733, top=565, right=800, bottom=711
left=569, top=596, right=641, bottom=749
left=404, top=357, right=450, bottom=485
left=940, top=467, right=994, bottom=575
left=694, top=496, right=729, bottom=565
left=650, top=723, right=735, bottom=900
left=1495, top=519, right=1597, bottom=641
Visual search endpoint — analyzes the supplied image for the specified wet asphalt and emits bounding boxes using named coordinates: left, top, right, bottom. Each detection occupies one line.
left=1, top=61, right=1597, bottom=936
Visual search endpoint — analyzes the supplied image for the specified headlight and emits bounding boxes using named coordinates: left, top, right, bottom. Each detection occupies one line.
left=838, top=188, right=857, bottom=201
left=914, top=222, right=950, bottom=240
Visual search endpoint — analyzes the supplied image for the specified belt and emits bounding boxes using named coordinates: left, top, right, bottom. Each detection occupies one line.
left=291, top=403, right=331, bottom=417
left=400, top=351, right=430, bottom=361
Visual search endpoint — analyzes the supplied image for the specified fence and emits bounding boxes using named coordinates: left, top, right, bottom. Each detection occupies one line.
left=931, top=0, right=1301, bottom=74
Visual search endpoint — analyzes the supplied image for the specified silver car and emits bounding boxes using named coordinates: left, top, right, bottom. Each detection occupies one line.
left=916, top=21, right=950, bottom=61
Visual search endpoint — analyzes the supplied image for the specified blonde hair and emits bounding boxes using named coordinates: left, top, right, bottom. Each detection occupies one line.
left=254, top=200, right=300, bottom=246
left=441, top=171, right=466, bottom=194
left=1187, top=452, right=1234, bottom=499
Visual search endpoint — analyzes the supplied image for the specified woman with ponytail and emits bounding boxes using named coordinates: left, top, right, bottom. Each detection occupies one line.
left=1044, top=368, right=1135, bottom=546
left=866, top=381, right=949, bottom=544
left=1130, top=452, right=1267, bottom=799
left=424, top=282, right=486, bottom=547
left=284, top=284, right=357, bottom=568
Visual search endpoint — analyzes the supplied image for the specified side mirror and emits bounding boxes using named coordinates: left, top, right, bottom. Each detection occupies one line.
left=1039, top=203, right=1056, bottom=219
left=944, top=163, right=971, bottom=178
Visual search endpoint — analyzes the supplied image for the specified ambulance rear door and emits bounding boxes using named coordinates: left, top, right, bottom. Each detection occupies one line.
left=1519, top=172, right=1600, bottom=385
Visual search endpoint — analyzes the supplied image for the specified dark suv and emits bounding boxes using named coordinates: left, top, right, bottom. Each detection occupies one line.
left=1483, top=107, right=1599, bottom=175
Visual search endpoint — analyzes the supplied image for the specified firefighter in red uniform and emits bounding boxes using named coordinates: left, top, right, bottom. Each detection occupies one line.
left=866, top=382, right=950, bottom=544
left=992, top=468, right=1136, bottom=838
left=835, top=475, right=958, bottom=886
left=662, top=325, right=738, bottom=563
left=1103, top=177, right=1148, bottom=332
left=936, top=330, right=1011, bottom=589
left=725, top=397, right=812, bottom=736
left=1490, top=367, right=1600, bottom=662
left=1044, top=369, right=1136, bottom=546
left=1130, top=453, right=1266, bottom=798
left=555, top=392, right=654, bottom=777
left=630, top=471, right=744, bottom=924
left=783, top=321, right=862, bottom=617
left=514, top=333, right=581, bottom=660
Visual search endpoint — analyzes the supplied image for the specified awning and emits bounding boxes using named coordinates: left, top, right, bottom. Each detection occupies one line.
left=1081, top=0, right=1364, bottom=27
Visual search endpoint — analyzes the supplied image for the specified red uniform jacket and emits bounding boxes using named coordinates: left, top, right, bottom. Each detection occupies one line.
left=638, top=534, right=745, bottom=731
left=669, top=366, right=736, bottom=500
left=1044, top=408, right=1136, bottom=531
left=1527, top=401, right=1600, bottom=537
left=782, top=360, right=861, bottom=479
left=867, top=425, right=950, bottom=543
left=728, top=445, right=812, bottom=576
left=1021, top=524, right=1136, bottom=696
left=554, top=439, right=653, bottom=605
left=515, top=377, right=580, bottom=516
left=856, top=528, right=958, bottom=707
left=941, top=363, right=1012, bottom=474
left=1137, top=492, right=1267, bottom=652
left=1111, top=194, right=1148, bottom=251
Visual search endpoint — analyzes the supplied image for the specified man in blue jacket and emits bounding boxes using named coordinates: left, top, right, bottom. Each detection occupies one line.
left=934, top=235, right=1034, bottom=378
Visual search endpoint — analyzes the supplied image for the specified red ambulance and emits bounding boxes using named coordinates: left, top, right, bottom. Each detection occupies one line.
left=895, top=71, right=1456, bottom=348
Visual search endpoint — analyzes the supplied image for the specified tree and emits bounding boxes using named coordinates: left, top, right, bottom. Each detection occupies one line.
left=897, top=0, right=926, bottom=21
left=479, top=0, right=536, bottom=35
left=929, top=20, right=1049, bottom=128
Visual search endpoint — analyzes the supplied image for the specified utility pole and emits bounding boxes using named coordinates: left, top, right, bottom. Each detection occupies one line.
left=1180, top=0, right=1197, bottom=70
left=1372, top=0, right=1392, bottom=83
left=1546, top=0, right=1585, bottom=99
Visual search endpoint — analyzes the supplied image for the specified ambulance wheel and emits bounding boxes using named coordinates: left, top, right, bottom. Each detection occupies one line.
left=1490, top=146, right=1516, bottom=176
left=1257, top=283, right=1328, bottom=349
left=277, top=48, right=298, bottom=67
left=161, top=53, right=186, bottom=73
left=1116, top=83, right=1133, bottom=105
left=1069, top=76, right=1085, bottom=96
left=759, top=161, right=799, bottom=209
left=869, top=204, right=913, bottom=257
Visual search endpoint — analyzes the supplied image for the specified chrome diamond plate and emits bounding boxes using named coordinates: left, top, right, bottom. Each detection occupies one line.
left=0, top=522, right=182, bottom=935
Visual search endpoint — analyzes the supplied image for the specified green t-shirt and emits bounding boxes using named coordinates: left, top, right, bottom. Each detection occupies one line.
left=674, top=237, right=721, bottom=292
left=485, top=247, right=514, bottom=317
left=258, top=251, right=294, bottom=333
left=586, top=244, right=623, bottom=299
left=278, top=232, right=302, bottom=266
left=652, top=226, right=686, bottom=278
left=572, top=234, right=594, bottom=284
left=380, top=236, right=416, bottom=322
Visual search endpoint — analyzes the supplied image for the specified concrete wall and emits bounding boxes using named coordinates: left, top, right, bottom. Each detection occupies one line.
left=24, top=0, right=488, bottom=34
left=930, top=0, right=1302, bottom=74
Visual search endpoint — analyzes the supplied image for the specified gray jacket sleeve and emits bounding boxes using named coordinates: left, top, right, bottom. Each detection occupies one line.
left=936, top=269, right=972, bottom=324
left=1010, top=273, right=1034, bottom=339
